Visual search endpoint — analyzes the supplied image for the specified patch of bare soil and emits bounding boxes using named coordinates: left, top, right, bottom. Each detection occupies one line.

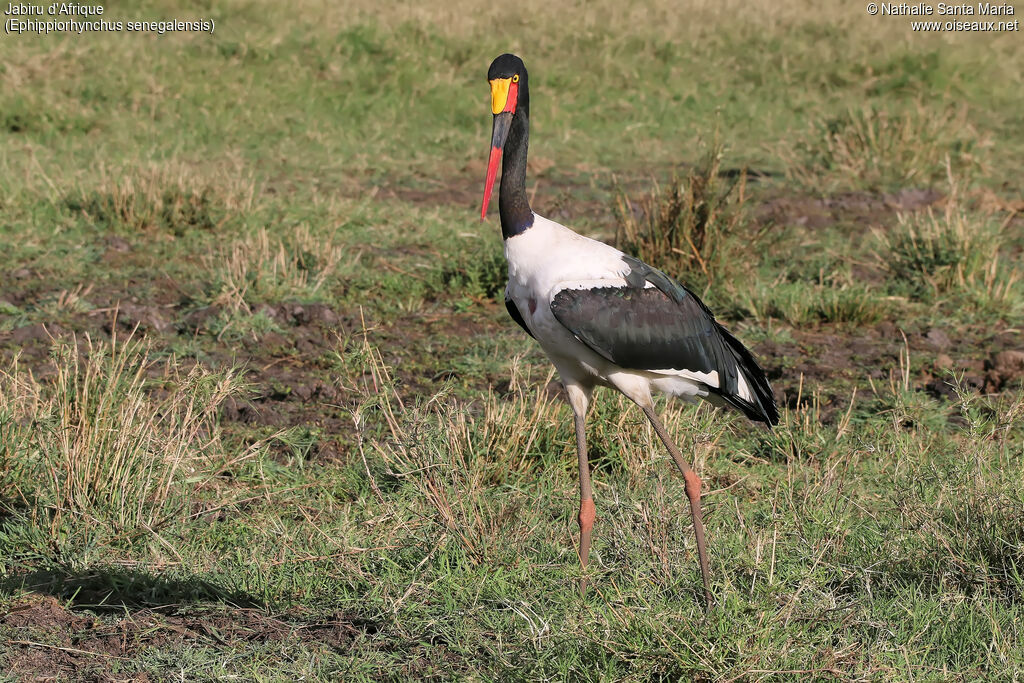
left=0, top=181, right=1019, bottom=467
left=198, top=302, right=361, bottom=460
left=755, top=322, right=1023, bottom=422
left=757, top=188, right=944, bottom=229
left=0, top=286, right=364, bottom=462
left=377, top=161, right=633, bottom=239
left=379, top=162, right=943, bottom=237
left=379, top=157, right=572, bottom=209
left=984, top=350, right=1024, bottom=393
left=1, top=593, right=377, bottom=681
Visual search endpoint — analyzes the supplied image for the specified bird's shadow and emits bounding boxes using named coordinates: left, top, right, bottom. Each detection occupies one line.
left=0, top=492, right=262, bottom=612
left=1, top=565, right=264, bottom=613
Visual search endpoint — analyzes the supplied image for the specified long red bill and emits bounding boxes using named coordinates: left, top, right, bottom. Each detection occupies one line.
left=481, top=111, right=513, bottom=220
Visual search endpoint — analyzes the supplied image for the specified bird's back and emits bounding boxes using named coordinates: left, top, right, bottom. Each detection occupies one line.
left=503, top=214, right=778, bottom=426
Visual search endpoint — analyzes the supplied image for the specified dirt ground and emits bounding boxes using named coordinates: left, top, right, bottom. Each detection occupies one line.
left=2, top=592, right=374, bottom=681
left=2, top=178, right=1022, bottom=680
left=2, top=183, right=1022, bottom=457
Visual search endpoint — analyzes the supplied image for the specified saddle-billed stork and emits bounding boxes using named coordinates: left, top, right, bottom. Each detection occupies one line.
left=481, top=53, right=779, bottom=608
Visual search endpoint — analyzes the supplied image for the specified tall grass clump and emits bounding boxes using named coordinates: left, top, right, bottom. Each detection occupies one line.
left=874, top=177, right=1021, bottom=306
left=63, top=163, right=258, bottom=236
left=204, top=225, right=350, bottom=313
left=0, top=333, right=243, bottom=536
left=735, top=280, right=889, bottom=326
left=784, top=104, right=982, bottom=191
left=355, top=343, right=568, bottom=564
left=614, top=139, right=767, bottom=293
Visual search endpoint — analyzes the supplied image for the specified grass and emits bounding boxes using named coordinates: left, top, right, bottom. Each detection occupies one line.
left=736, top=280, right=890, bottom=326
left=613, top=137, right=766, bottom=293
left=0, top=333, right=244, bottom=536
left=1, top=0, right=1023, bottom=679
left=783, top=104, right=984, bottom=191
left=203, top=225, right=351, bottom=313
left=876, top=201, right=1022, bottom=305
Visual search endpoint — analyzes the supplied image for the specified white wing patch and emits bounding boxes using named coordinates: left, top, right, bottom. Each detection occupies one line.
left=650, top=367, right=720, bottom=388
left=736, top=370, right=754, bottom=402
left=649, top=367, right=756, bottom=402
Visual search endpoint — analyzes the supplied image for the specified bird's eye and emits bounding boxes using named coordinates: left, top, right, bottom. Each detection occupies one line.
left=512, top=74, right=519, bottom=83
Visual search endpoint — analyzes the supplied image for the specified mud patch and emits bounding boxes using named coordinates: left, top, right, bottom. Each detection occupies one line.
left=379, top=166, right=944, bottom=244
left=758, top=188, right=944, bottom=230
left=1, top=593, right=378, bottom=681
left=106, top=302, right=176, bottom=335
left=984, top=349, right=1024, bottom=394
left=754, top=322, right=1023, bottom=422
left=2, top=595, right=91, bottom=631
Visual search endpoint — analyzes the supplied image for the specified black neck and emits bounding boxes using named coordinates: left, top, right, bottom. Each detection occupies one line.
left=499, top=109, right=533, bottom=239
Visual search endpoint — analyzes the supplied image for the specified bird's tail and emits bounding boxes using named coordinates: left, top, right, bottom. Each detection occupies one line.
left=716, top=325, right=779, bottom=426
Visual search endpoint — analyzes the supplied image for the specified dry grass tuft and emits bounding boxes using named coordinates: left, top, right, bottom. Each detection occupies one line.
left=874, top=169, right=1021, bottom=304
left=614, top=138, right=767, bottom=292
left=783, top=104, right=984, bottom=190
left=63, top=163, right=258, bottom=235
left=204, top=225, right=349, bottom=313
left=0, top=332, right=244, bottom=535
left=356, top=342, right=565, bottom=563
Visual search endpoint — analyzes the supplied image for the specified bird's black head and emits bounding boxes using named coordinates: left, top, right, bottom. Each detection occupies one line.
left=485, top=53, right=530, bottom=119
left=481, top=53, right=530, bottom=220
left=487, top=53, right=526, bottom=83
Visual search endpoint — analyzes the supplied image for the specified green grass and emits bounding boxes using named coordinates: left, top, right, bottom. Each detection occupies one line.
left=1, top=0, right=1023, bottom=679
left=782, top=103, right=985, bottom=191
left=613, top=137, right=766, bottom=294
left=876, top=197, right=1022, bottom=304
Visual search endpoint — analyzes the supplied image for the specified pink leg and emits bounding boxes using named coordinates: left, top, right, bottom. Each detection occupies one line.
left=567, top=385, right=595, bottom=596
left=642, top=405, right=714, bottom=610
left=575, top=409, right=595, bottom=596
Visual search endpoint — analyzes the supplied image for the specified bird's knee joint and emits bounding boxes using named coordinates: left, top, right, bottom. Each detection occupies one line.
left=578, top=498, right=596, bottom=531
left=683, top=471, right=703, bottom=502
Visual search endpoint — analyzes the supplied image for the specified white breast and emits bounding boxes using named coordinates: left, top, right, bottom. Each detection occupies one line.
left=504, top=214, right=631, bottom=300
left=500, top=214, right=730, bottom=405
left=502, top=215, right=632, bottom=380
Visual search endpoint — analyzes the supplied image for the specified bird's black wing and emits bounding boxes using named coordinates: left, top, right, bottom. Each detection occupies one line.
left=551, top=285, right=732, bottom=375
left=505, top=297, right=535, bottom=339
left=550, top=258, right=778, bottom=425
